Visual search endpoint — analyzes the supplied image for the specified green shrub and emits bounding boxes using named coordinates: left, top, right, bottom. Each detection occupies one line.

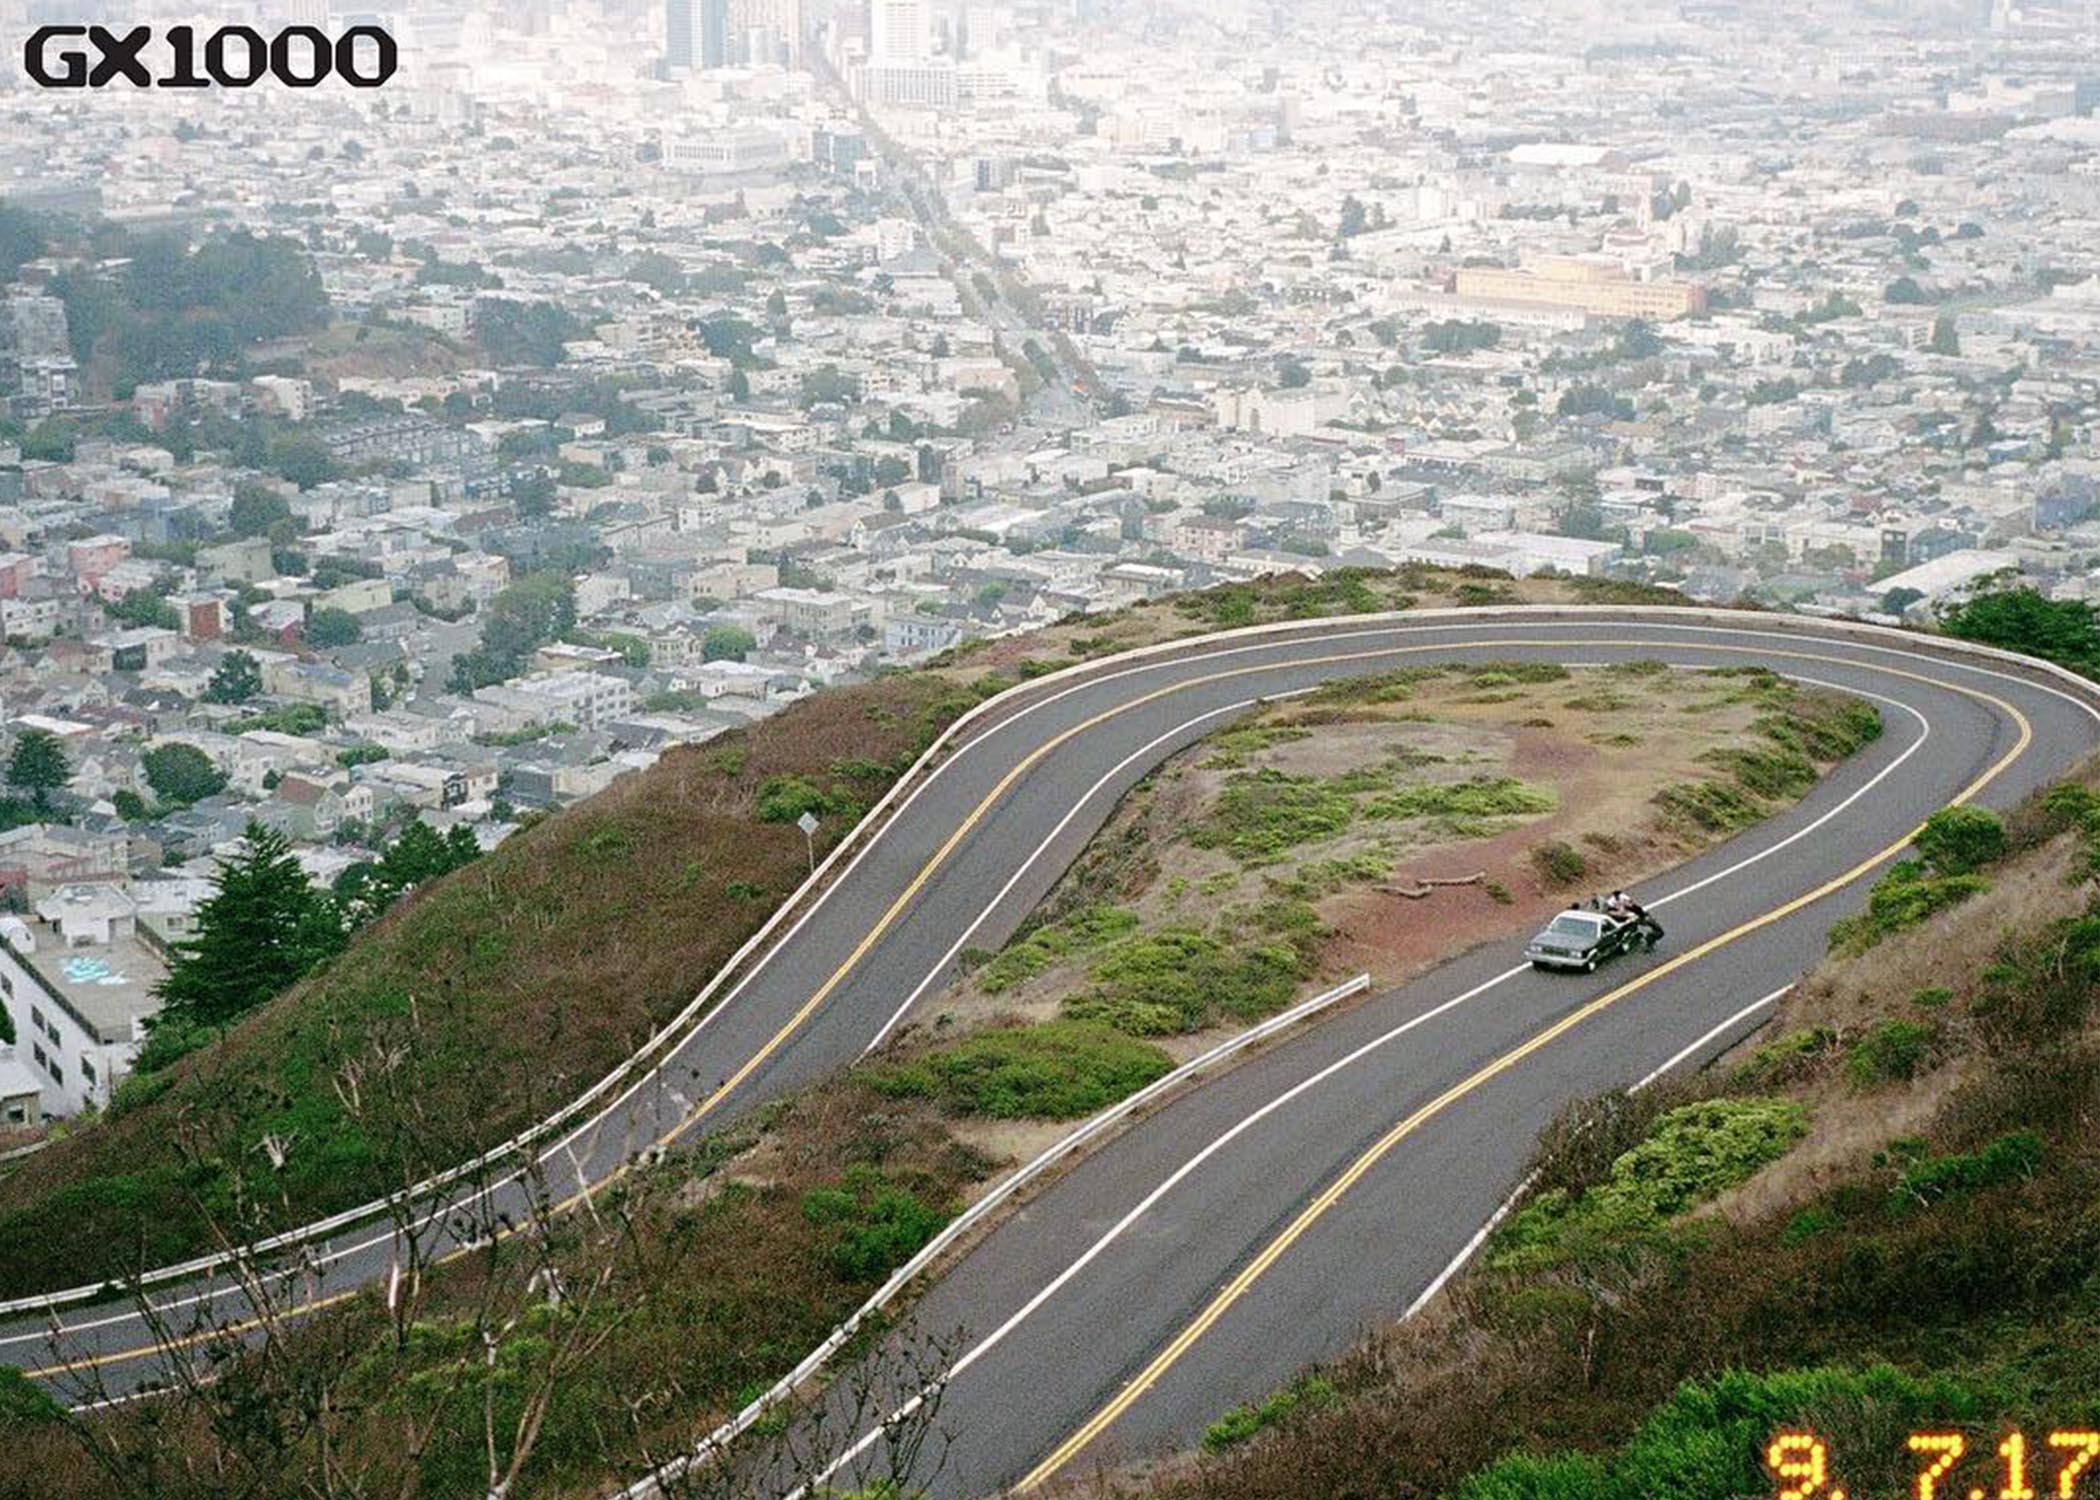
left=1892, top=1131, right=2045, bottom=1208
left=977, top=906, right=1140, bottom=993
left=1073, top=928, right=1306, bottom=1032
left=1192, top=770, right=1360, bottom=862
left=1912, top=805, right=2008, bottom=875
left=1702, top=745, right=1816, bottom=800
left=1201, top=1374, right=1339, bottom=1453
left=1059, top=994, right=1186, bottom=1036
left=1652, top=696, right=1879, bottom=838
left=1493, top=1098, right=1807, bottom=1271
left=1456, top=1365, right=1989, bottom=1500
left=1469, top=660, right=1571, bottom=684
left=1653, top=780, right=1764, bottom=833
left=1200, top=726, right=1314, bottom=769
left=1531, top=840, right=1587, bottom=886
left=1845, top=1018, right=1939, bottom=1087
left=1266, top=854, right=1390, bottom=900
left=1778, top=1206, right=1839, bottom=1246
left=1362, top=776, right=1555, bottom=823
left=1827, top=865, right=1989, bottom=954
left=0, top=1366, right=63, bottom=1427
left=864, top=1021, right=1173, bottom=1119
left=754, top=775, right=852, bottom=824
left=1759, top=698, right=1883, bottom=761
left=1307, top=668, right=1432, bottom=705
left=1735, top=1028, right=1834, bottom=1087
left=798, top=1166, right=949, bottom=1282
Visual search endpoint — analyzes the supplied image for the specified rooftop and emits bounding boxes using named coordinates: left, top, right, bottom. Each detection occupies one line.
left=4, top=916, right=164, bottom=1044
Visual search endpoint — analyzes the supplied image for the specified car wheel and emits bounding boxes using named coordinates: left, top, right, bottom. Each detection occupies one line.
left=1583, top=956, right=1597, bottom=973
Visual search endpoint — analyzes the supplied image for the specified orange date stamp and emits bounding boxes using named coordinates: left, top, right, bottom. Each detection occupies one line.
left=1769, top=1430, right=2100, bottom=1500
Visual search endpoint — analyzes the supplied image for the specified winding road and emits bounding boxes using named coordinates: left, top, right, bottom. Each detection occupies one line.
left=5, top=609, right=2097, bottom=1498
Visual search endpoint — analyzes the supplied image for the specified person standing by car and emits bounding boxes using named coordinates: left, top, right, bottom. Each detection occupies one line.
left=1607, top=890, right=1664, bottom=950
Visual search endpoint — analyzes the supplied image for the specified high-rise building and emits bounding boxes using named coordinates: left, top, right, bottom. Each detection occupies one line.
left=733, top=0, right=801, bottom=65
left=700, top=0, right=730, bottom=65
left=665, top=0, right=731, bottom=70
left=870, top=0, right=927, bottom=63
left=664, top=0, right=694, bottom=68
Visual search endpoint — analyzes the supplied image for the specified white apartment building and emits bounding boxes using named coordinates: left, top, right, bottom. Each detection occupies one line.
left=0, top=887, right=166, bottom=1117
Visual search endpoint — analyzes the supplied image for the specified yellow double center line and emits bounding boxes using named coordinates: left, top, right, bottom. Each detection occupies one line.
left=17, top=642, right=2022, bottom=1403
left=1014, top=666, right=2030, bottom=1492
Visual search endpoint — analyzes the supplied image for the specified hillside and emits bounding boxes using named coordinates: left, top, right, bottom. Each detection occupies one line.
left=0, top=632, right=1889, bottom=1500
left=0, top=565, right=1658, bottom=1295
left=1105, top=759, right=2100, bottom=1500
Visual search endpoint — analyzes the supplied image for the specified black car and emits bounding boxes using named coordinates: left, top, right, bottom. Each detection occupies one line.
left=1524, top=907, right=1642, bottom=972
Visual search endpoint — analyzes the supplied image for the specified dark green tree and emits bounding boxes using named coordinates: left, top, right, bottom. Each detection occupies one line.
left=141, top=743, right=228, bottom=807
left=476, top=299, right=584, bottom=367
left=1942, top=587, right=2100, bottom=677
left=1913, top=806, right=2007, bottom=876
left=229, top=483, right=293, bottom=538
left=511, top=470, right=558, bottom=521
left=304, top=607, right=362, bottom=647
left=449, top=572, right=575, bottom=691
left=703, top=624, right=757, bottom=662
left=268, top=434, right=339, bottom=490
left=5, top=730, right=70, bottom=813
left=332, top=817, right=481, bottom=925
left=0, top=204, right=45, bottom=283
left=151, top=821, right=344, bottom=1039
left=205, top=650, right=264, bottom=704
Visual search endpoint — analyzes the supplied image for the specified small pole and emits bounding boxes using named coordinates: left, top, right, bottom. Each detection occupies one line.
left=797, top=810, right=820, bottom=875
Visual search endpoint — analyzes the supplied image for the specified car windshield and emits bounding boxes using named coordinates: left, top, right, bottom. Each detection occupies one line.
left=1547, top=914, right=1599, bottom=938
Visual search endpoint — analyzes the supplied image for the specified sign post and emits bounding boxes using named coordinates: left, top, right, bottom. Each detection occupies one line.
left=796, top=810, right=820, bottom=875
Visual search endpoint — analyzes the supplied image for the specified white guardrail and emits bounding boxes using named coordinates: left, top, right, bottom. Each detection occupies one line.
left=7, top=604, right=2099, bottom=1321
left=614, top=971, right=1374, bottom=1499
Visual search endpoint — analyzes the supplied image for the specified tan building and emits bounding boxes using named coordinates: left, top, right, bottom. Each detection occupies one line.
left=1454, top=257, right=1706, bottom=321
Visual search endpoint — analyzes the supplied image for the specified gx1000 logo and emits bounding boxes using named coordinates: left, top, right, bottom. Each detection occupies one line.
left=25, top=24, right=396, bottom=88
